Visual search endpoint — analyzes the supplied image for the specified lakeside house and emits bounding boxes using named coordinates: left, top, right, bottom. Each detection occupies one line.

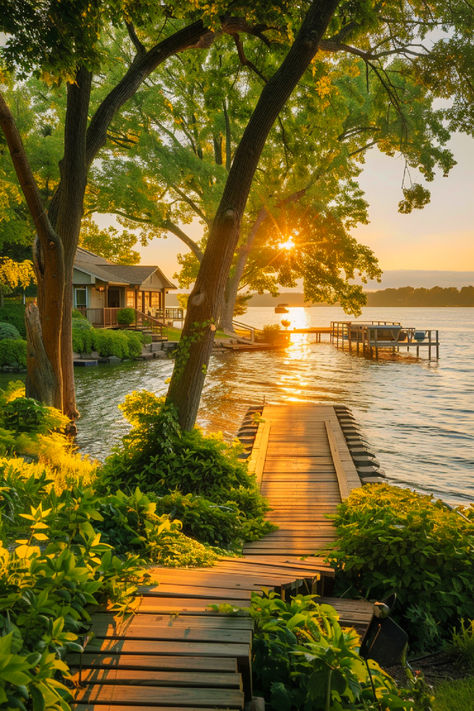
left=73, top=247, right=180, bottom=327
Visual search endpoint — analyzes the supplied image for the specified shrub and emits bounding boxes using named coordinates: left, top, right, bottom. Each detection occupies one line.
left=72, top=308, right=87, bottom=319
left=450, top=619, right=474, bottom=672
left=0, top=338, right=27, bottom=368
left=98, top=391, right=273, bottom=549
left=117, top=307, right=136, bottom=326
left=93, top=329, right=129, bottom=358
left=72, top=318, right=94, bottom=354
left=249, top=591, right=413, bottom=710
left=0, top=301, right=26, bottom=337
left=259, top=323, right=289, bottom=344
left=154, top=491, right=246, bottom=548
left=95, top=488, right=217, bottom=566
left=123, top=330, right=143, bottom=358
left=327, top=484, right=474, bottom=651
left=0, top=320, right=21, bottom=340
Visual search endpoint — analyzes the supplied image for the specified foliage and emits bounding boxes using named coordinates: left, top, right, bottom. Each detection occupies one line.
left=72, top=321, right=143, bottom=358
left=432, top=676, right=474, bottom=711
left=259, top=324, right=289, bottom=345
left=450, top=619, right=474, bottom=672
left=0, top=384, right=228, bottom=708
left=98, top=390, right=272, bottom=549
left=248, top=590, right=414, bottom=710
left=154, top=490, right=273, bottom=548
left=0, top=337, right=26, bottom=368
left=0, top=257, right=35, bottom=301
left=79, top=217, right=140, bottom=264
left=0, top=302, right=26, bottom=337
left=0, top=320, right=21, bottom=340
left=0, top=383, right=96, bottom=489
left=327, top=485, right=474, bottom=652
left=94, top=487, right=218, bottom=566
left=116, top=307, right=136, bottom=326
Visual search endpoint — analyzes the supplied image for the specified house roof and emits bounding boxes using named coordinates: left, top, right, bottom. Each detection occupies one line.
left=74, top=247, right=176, bottom=289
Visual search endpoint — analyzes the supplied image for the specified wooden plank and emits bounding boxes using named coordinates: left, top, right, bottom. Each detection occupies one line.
left=68, top=654, right=238, bottom=672
left=74, top=685, right=244, bottom=709
left=90, top=626, right=251, bottom=645
left=247, top=420, right=271, bottom=487
left=325, top=420, right=358, bottom=499
left=71, top=668, right=242, bottom=689
left=84, top=639, right=250, bottom=659
left=90, top=614, right=254, bottom=632
left=136, top=598, right=250, bottom=613
left=138, top=585, right=252, bottom=601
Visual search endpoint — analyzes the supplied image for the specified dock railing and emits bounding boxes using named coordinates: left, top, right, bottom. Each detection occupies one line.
left=331, top=321, right=439, bottom=359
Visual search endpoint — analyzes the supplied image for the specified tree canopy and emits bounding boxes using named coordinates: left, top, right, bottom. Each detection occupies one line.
left=0, top=0, right=472, bottom=427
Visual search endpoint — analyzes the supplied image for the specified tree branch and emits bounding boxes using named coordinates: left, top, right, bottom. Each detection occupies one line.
left=86, top=20, right=214, bottom=167
left=0, top=91, right=59, bottom=250
left=163, top=219, right=204, bottom=261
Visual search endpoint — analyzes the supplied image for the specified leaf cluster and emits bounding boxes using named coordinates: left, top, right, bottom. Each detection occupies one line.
left=248, top=590, right=414, bottom=710
left=327, top=484, right=474, bottom=652
left=98, top=389, right=273, bottom=549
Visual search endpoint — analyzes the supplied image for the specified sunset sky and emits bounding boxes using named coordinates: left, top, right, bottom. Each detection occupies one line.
left=137, top=132, right=474, bottom=281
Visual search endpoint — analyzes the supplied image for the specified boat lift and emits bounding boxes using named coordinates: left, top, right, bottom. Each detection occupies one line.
left=330, top=321, right=439, bottom=360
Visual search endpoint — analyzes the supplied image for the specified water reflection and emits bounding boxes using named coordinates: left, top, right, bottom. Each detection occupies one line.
left=1, top=307, right=472, bottom=506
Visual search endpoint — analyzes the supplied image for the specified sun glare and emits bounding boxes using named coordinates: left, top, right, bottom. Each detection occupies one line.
left=278, top=237, right=296, bottom=251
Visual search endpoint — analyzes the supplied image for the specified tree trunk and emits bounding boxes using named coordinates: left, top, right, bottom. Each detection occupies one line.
left=219, top=207, right=268, bottom=331
left=25, top=303, right=57, bottom=406
left=166, top=0, right=340, bottom=430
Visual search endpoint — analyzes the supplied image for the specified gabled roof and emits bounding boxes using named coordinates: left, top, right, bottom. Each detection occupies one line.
left=74, top=247, right=176, bottom=289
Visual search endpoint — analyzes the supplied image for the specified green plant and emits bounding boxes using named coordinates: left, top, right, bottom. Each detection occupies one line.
left=248, top=591, right=413, bottom=710
left=450, top=619, right=474, bottom=671
left=0, top=338, right=27, bottom=368
left=327, top=484, right=474, bottom=652
left=0, top=301, right=26, bottom=337
left=259, top=323, right=289, bottom=345
left=72, top=308, right=87, bottom=319
left=116, top=307, right=136, bottom=326
left=0, top=321, right=21, bottom=340
left=98, top=391, right=272, bottom=549
left=94, top=488, right=218, bottom=566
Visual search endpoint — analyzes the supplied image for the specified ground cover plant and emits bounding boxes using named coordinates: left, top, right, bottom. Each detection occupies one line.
left=248, top=590, right=423, bottom=710
left=98, top=390, right=274, bottom=549
left=327, top=484, right=474, bottom=652
left=0, top=384, right=222, bottom=709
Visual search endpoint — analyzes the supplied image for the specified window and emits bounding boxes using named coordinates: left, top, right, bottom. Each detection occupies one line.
left=126, top=290, right=135, bottom=308
left=74, top=288, right=87, bottom=308
left=151, top=292, right=160, bottom=308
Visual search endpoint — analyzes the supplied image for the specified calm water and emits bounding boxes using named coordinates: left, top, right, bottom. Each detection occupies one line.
left=3, top=307, right=473, bottom=505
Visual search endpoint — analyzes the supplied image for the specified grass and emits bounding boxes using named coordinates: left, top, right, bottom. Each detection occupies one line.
left=432, top=677, right=474, bottom=711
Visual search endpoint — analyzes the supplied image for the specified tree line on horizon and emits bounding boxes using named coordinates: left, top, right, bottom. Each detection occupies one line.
left=365, top=285, right=474, bottom=307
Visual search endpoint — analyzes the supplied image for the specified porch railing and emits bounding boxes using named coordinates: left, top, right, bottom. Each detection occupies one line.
left=77, top=307, right=165, bottom=339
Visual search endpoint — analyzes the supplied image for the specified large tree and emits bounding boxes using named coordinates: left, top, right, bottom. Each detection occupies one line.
left=87, top=37, right=453, bottom=327
left=1, top=0, right=301, bottom=417
left=165, top=0, right=473, bottom=428
left=1, top=1, right=472, bottom=428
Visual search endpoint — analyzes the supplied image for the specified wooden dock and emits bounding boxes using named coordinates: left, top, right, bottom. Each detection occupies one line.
left=71, top=404, right=371, bottom=710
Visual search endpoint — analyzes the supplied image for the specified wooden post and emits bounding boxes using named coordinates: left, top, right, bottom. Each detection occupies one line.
left=436, top=330, right=439, bottom=359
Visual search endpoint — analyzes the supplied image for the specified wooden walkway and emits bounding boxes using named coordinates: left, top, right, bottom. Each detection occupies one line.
left=71, top=404, right=371, bottom=710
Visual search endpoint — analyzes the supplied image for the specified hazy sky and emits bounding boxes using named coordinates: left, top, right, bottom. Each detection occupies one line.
left=133, top=132, right=474, bottom=279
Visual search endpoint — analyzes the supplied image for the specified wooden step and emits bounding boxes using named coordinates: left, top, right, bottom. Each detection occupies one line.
left=74, top=684, right=244, bottom=709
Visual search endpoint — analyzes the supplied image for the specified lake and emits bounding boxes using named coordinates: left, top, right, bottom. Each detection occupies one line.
left=3, top=307, right=472, bottom=505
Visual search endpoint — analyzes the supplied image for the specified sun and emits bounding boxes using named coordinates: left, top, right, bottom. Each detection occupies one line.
left=278, top=236, right=296, bottom=251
